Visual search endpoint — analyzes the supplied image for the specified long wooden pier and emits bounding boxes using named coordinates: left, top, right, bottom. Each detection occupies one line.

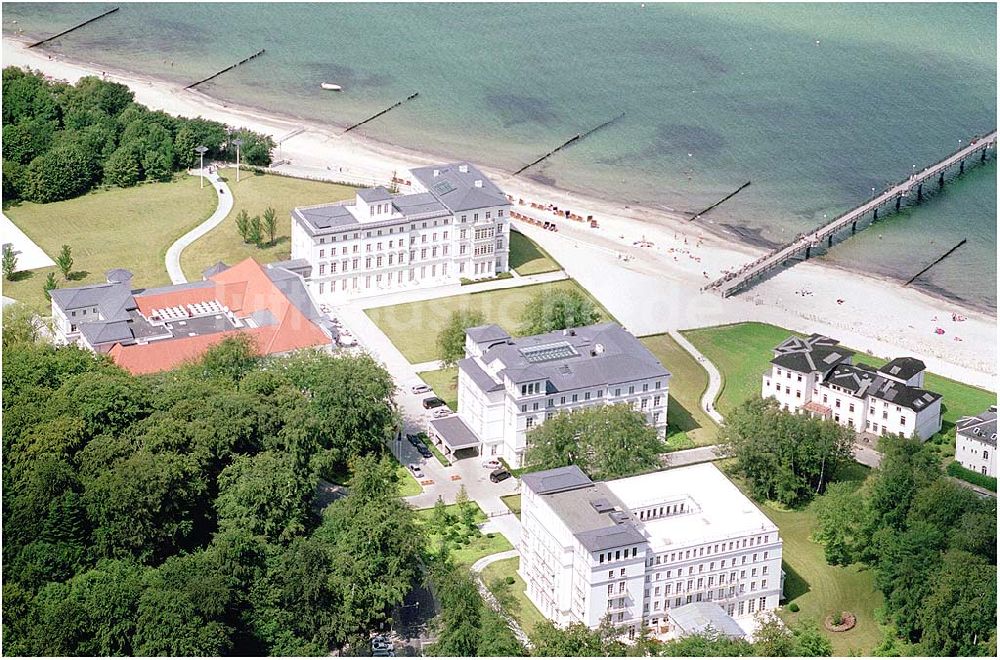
left=704, top=130, right=997, bottom=297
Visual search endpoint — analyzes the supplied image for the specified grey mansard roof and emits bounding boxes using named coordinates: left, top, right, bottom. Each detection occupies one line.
left=466, top=323, right=512, bottom=344
left=521, top=465, right=593, bottom=495
left=878, top=357, right=926, bottom=382
left=771, top=333, right=853, bottom=374
left=956, top=407, right=997, bottom=447
left=410, top=162, right=510, bottom=212
left=357, top=186, right=393, bottom=203
left=469, top=322, right=670, bottom=393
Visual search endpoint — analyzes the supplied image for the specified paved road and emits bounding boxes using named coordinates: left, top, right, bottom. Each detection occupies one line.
left=661, top=444, right=724, bottom=468
left=358, top=269, right=568, bottom=310
left=165, top=169, right=233, bottom=284
left=668, top=329, right=725, bottom=425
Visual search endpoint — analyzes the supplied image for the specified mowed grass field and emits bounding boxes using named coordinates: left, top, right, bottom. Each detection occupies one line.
left=180, top=168, right=356, bottom=280
left=4, top=175, right=217, bottom=313
left=481, top=556, right=547, bottom=638
left=366, top=279, right=613, bottom=364
left=682, top=323, right=996, bottom=439
left=418, top=367, right=458, bottom=411
left=720, top=461, right=882, bottom=655
left=508, top=229, right=561, bottom=276
left=640, top=333, right=719, bottom=448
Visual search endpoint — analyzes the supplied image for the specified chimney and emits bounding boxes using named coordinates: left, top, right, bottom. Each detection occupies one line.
left=459, top=164, right=468, bottom=173
left=474, top=179, right=483, bottom=188
left=592, top=343, right=605, bottom=356
left=433, top=169, right=439, bottom=177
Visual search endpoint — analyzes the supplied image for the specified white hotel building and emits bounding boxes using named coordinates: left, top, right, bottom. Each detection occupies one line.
left=955, top=406, right=997, bottom=477
left=761, top=334, right=943, bottom=440
left=427, top=322, right=670, bottom=468
left=290, top=162, right=510, bottom=302
left=519, top=463, right=783, bottom=640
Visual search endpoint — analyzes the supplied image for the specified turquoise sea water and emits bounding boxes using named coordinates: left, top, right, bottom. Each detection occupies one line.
left=4, top=2, right=996, bottom=311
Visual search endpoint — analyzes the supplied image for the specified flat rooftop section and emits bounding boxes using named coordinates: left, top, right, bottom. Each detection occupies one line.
left=521, top=464, right=592, bottom=494
left=670, top=602, right=745, bottom=638
left=428, top=415, right=479, bottom=451
left=605, top=463, right=778, bottom=547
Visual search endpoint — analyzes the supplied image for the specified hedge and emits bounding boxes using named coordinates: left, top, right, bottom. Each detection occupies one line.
left=946, top=461, right=997, bottom=492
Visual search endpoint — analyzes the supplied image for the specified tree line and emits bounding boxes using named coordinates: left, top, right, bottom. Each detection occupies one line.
left=1, top=330, right=418, bottom=655
left=2, top=66, right=275, bottom=205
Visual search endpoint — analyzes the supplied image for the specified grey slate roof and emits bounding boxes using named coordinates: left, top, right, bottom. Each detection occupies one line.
left=670, top=602, right=745, bottom=638
left=201, top=261, right=230, bottom=279
left=429, top=416, right=480, bottom=450
left=521, top=465, right=593, bottom=495
left=771, top=333, right=853, bottom=374
left=390, top=192, right=449, bottom=217
left=575, top=524, right=647, bottom=553
left=264, top=264, right=328, bottom=330
left=78, top=320, right=133, bottom=346
left=105, top=268, right=133, bottom=284
left=825, top=362, right=878, bottom=396
left=458, top=357, right=504, bottom=393
left=467, top=324, right=512, bottom=344
left=866, top=374, right=941, bottom=411
left=50, top=281, right=134, bottom=320
left=295, top=203, right=359, bottom=231
left=956, top=407, right=998, bottom=447
left=357, top=186, right=393, bottom=203
left=410, top=162, right=510, bottom=212
left=474, top=323, right=670, bottom=393
left=878, top=357, right=926, bottom=382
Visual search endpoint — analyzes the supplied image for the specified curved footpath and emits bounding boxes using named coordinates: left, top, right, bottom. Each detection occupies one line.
left=668, top=329, right=725, bottom=425
left=470, top=549, right=532, bottom=649
left=165, top=169, right=233, bottom=284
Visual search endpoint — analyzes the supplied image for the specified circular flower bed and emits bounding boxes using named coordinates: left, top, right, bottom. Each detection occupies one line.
left=824, top=611, right=857, bottom=632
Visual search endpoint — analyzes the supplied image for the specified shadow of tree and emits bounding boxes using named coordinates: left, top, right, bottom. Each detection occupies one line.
left=7, top=270, right=35, bottom=283
left=781, top=560, right=811, bottom=603
left=67, top=270, right=90, bottom=281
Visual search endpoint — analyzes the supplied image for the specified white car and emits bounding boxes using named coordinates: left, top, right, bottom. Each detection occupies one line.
left=411, top=384, right=432, bottom=395
left=482, top=459, right=502, bottom=469
left=408, top=463, right=424, bottom=478
left=432, top=408, right=452, bottom=418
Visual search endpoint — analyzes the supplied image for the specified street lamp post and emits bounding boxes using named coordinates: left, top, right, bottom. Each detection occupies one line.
left=232, top=138, right=244, bottom=183
left=194, top=145, right=208, bottom=188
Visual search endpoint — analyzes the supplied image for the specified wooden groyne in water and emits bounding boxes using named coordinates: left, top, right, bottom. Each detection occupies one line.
left=514, top=112, right=625, bottom=176
left=690, top=180, right=751, bottom=221
left=185, top=49, right=266, bottom=90
left=28, top=7, right=119, bottom=48
left=904, top=239, right=967, bottom=286
left=342, top=92, right=420, bottom=134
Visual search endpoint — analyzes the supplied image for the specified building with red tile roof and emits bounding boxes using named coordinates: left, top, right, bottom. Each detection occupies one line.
left=51, top=258, right=333, bottom=375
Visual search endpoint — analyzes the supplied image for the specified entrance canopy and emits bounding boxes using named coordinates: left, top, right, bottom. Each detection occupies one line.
left=429, top=416, right=480, bottom=451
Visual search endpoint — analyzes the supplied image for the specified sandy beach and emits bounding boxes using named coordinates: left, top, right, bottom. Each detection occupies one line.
left=3, top=37, right=996, bottom=390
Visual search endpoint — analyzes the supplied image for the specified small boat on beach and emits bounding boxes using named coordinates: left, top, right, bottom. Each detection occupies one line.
left=321, top=82, right=342, bottom=91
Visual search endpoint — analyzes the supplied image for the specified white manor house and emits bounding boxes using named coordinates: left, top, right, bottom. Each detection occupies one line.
left=519, top=463, right=784, bottom=640
left=290, top=162, right=511, bottom=301
left=427, top=322, right=670, bottom=468
left=761, top=333, right=943, bottom=440
left=954, top=406, right=997, bottom=478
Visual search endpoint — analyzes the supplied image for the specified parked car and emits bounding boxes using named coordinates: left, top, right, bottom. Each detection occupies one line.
left=406, top=433, right=421, bottom=447
left=489, top=468, right=512, bottom=483
left=417, top=445, right=433, bottom=459
left=411, top=384, right=432, bottom=395
left=408, top=463, right=424, bottom=478
left=422, top=396, right=446, bottom=409
left=432, top=408, right=452, bottom=418
left=371, top=636, right=394, bottom=657
left=482, top=459, right=502, bottom=470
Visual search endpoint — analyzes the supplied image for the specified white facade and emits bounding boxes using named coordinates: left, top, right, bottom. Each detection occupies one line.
left=291, top=162, right=510, bottom=303
left=519, top=463, right=783, bottom=640
left=456, top=323, right=670, bottom=467
left=761, top=334, right=942, bottom=441
left=955, top=407, right=997, bottom=477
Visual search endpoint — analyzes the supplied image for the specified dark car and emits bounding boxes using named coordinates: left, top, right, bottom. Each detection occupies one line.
left=489, top=468, right=512, bottom=483
left=406, top=433, right=421, bottom=447
left=416, top=445, right=433, bottom=459
left=422, top=396, right=446, bottom=410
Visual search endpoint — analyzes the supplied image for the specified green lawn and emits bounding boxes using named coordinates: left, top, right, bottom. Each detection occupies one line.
left=500, top=494, right=522, bottom=518
left=179, top=168, right=356, bottom=280
left=3, top=175, right=217, bottom=313
left=682, top=323, right=996, bottom=441
left=640, top=333, right=719, bottom=447
left=481, top=557, right=547, bottom=638
left=721, top=460, right=883, bottom=655
left=366, top=279, right=612, bottom=364
left=508, top=229, right=560, bottom=276
left=395, top=465, right=422, bottom=497
left=414, top=502, right=513, bottom=569
left=418, top=367, right=458, bottom=411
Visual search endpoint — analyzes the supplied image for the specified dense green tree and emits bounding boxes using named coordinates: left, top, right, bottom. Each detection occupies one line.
left=1, top=303, right=45, bottom=347
left=655, top=629, right=754, bottom=656
left=519, top=287, right=602, bottom=335
left=83, top=450, right=208, bottom=563
left=918, top=550, right=996, bottom=657
left=438, top=308, right=486, bottom=367
left=525, top=403, right=663, bottom=480
left=247, top=214, right=263, bottom=246
left=2, top=67, right=60, bottom=126
left=199, top=334, right=261, bottom=381
left=950, top=500, right=997, bottom=563
left=813, top=480, right=869, bottom=565
left=226, top=127, right=275, bottom=166
left=216, top=451, right=316, bottom=543
left=720, top=397, right=854, bottom=507
left=2, top=117, right=56, bottom=164
left=58, top=76, right=134, bottom=120
left=236, top=208, right=251, bottom=242
left=103, top=145, right=142, bottom=187
left=873, top=520, right=947, bottom=641
left=43, top=271, right=58, bottom=301
left=24, top=141, right=98, bottom=202
left=3, top=243, right=18, bottom=280
left=3, top=157, right=26, bottom=201
left=532, top=619, right=627, bottom=656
